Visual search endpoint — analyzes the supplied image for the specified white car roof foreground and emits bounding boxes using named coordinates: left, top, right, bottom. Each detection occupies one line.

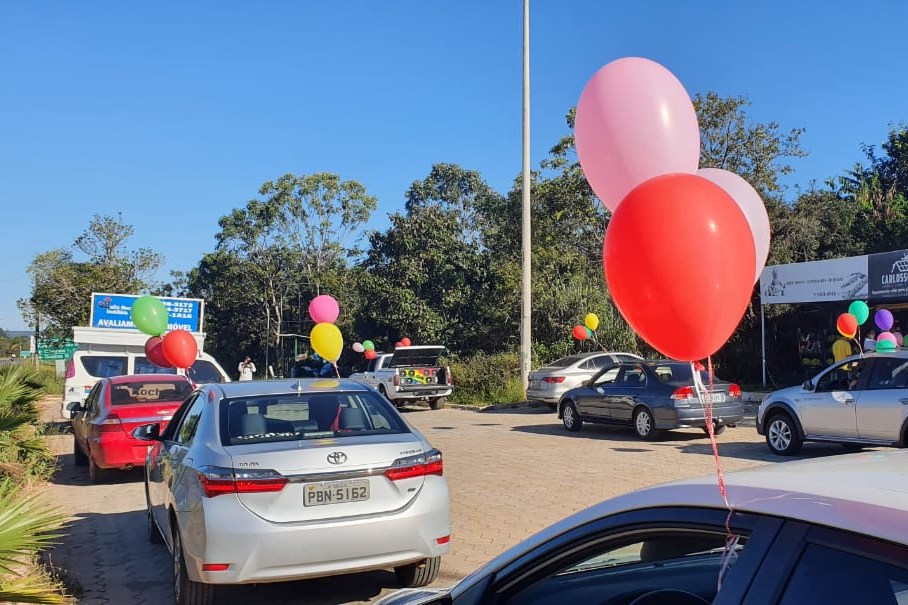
left=449, top=450, right=908, bottom=597
left=207, top=378, right=373, bottom=399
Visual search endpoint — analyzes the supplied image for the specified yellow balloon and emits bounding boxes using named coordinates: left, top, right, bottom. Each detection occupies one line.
left=584, top=313, right=600, bottom=331
left=310, top=323, right=343, bottom=361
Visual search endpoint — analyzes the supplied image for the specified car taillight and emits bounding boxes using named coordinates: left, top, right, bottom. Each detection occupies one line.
left=65, top=360, right=75, bottom=379
left=729, top=383, right=741, bottom=398
left=393, top=374, right=400, bottom=387
left=543, top=376, right=566, bottom=384
left=198, top=466, right=288, bottom=498
left=671, top=386, right=694, bottom=399
left=99, top=415, right=122, bottom=432
left=445, top=366, right=452, bottom=386
left=385, top=449, right=443, bottom=481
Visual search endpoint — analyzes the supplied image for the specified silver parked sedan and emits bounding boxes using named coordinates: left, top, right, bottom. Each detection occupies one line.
left=526, top=351, right=642, bottom=408
left=758, top=351, right=908, bottom=455
left=135, top=378, right=451, bottom=605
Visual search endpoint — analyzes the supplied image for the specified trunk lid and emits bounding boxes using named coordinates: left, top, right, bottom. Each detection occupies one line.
left=227, top=434, right=431, bottom=523
left=108, top=401, right=182, bottom=435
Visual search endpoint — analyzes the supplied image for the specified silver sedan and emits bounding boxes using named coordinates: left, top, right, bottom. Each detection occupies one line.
left=135, top=378, right=451, bottom=605
left=526, top=351, right=642, bottom=408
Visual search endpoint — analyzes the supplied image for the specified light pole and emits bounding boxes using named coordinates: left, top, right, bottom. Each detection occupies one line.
left=519, top=0, right=533, bottom=392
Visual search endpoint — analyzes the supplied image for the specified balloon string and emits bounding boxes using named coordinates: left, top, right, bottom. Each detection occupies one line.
left=333, top=362, right=340, bottom=379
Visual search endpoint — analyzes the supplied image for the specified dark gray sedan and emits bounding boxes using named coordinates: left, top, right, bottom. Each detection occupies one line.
left=557, top=360, right=744, bottom=440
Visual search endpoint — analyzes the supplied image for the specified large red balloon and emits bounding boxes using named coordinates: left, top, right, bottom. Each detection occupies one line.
left=836, top=313, right=858, bottom=339
left=161, top=330, right=199, bottom=369
left=603, top=173, right=756, bottom=361
left=144, top=336, right=173, bottom=368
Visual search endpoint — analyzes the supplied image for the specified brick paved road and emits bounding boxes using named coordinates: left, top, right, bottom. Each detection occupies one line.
left=42, top=404, right=852, bottom=604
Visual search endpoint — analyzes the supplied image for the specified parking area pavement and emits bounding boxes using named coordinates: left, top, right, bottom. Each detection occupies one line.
left=41, top=402, right=856, bottom=604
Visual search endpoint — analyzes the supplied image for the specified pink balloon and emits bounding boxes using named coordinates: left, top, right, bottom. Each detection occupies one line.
left=308, top=295, right=339, bottom=324
left=575, top=57, right=701, bottom=212
left=878, top=332, right=897, bottom=346
left=697, top=168, right=770, bottom=284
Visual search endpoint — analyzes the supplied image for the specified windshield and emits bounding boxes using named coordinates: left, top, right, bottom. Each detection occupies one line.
left=544, top=354, right=587, bottom=369
left=135, top=357, right=225, bottom=383
left=219, top=390, right=409, bottom=446
left=110, top=380, right=192, bottom=405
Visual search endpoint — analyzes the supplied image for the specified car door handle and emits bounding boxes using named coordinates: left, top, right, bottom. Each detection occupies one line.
left=844, top=398, right=854, bottom=405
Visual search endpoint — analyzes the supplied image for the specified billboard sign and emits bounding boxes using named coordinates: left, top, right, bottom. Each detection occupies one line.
left=760, top=256, right=869, bottom=305
left=89, top=293, right=205, bottom=333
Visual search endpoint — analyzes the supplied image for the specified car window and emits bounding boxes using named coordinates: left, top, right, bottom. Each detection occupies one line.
left=84, top=383, right=102, bottom=415
left=866, top=357, right=908, bottom=390
left=186, top=360, right=225, bottom=383
left=617, top=365, right=647, bottom=387
left=109, top=380, right=193, bottom=405
left=220, top=391, right=408, bottom=446
left=79, top=356, right=127, bottom=378
left=592, top=367, right=620, bottom=386
left=816, top=359, right=865, bottom=392
left=134, top=357, right=179, bottom=375
left=174, top=394, right=204, bottom=445
left=590, top=356, right=615, bottom=369
left=778, top=543, right=908, bottom=605
left=579, top=359, right=596, bottom=370
left=505, top=528, right=749, bottom=605
left=544, top=355, right=585, bottom=369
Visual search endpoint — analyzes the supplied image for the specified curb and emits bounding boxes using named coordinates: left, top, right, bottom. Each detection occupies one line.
left=447, top=401, right=543, bottom=413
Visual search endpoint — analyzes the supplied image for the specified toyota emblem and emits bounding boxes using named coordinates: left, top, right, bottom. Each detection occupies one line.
left=326, top=451, right=347, bottom=465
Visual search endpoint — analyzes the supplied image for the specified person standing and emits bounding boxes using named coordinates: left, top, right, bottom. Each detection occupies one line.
left=863, top=329, right=877, bottom=353
left=893, top=321, right=904, bottom=348
left=832, top=337, right=852, bottom=362
left=238, top=356, right=256, bottom=381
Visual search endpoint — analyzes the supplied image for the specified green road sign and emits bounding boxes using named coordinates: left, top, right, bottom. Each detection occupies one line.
left=36, top=338, right=78, bottom=361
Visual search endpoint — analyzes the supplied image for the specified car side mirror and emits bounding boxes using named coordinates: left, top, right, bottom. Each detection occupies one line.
left=66, top=402, right=83, bottom=413
left=802, top=380, right=814, bottom=392
left=132, top=423, right=161, bottom=442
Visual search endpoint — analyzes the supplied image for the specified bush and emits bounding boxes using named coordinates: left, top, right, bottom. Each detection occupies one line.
left=448, top=352, right=525, bottom=406
left=0, top=366, right=56, bottom=483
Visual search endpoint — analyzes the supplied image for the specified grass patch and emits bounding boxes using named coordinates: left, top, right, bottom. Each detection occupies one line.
left=448, top=352, right=525, bottom=407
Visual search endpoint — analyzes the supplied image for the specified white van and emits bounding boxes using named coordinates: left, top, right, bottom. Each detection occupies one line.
left=61, top=327, right=230, bottom=419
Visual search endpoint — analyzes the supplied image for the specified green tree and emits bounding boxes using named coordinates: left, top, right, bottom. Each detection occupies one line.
left=18, top=214, right=163, bottom=337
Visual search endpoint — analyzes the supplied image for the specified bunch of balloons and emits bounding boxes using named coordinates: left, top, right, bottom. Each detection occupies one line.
left=837, top=300, right=899, bottom=352
left=572, top=313, right=599, bottom=341
left=309, top=295, right=343, bottom=362
left=131, top=295, right=198, bottom=369
left=576, top=57, right=767, bottom=361
left=352, top=340, right=377, bottom=360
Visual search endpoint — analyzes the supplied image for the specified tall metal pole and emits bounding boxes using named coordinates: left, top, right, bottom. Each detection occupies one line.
left=761, top=304, right=766, bottom=387
left=519, top=0, right=533, bottom=392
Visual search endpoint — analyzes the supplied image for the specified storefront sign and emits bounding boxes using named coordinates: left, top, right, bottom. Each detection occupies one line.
left=868, top=249, right=908, bottom=301
left=760, top=256, right=869, bottom=304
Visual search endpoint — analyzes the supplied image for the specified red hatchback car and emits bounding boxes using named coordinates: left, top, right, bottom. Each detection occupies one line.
left=71, top=374, right=194, bottom=483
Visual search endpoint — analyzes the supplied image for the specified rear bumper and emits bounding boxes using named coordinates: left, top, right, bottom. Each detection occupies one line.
left=391, top=387, right=452, bottom=400
left=92, top=438, right=154, bottom=469
left=655, top=403, right=745, bottom=430
left=525, top=388, right=562, bottom=404
left=183, top=476, right=451, bottom=585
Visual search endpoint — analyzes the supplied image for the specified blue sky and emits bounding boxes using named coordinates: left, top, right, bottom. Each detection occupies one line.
left=2, top=1, right=906, bottom=330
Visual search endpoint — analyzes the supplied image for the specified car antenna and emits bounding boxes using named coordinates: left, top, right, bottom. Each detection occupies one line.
left=295, top=380, right=303, bottom=396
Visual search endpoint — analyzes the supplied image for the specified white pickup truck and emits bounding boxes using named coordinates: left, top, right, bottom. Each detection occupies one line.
left=349, top=345, right=452, bottom=409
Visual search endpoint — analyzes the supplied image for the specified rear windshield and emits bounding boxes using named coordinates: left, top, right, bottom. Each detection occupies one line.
left=544, top=355, right=586, bottom=369
left=644, top=363, right=713, bottom=385
left=80, top=356, right=127, bottom=378
left=219, top=390, right=409, bottom=446
left=110, top=380, right=192, bottom=405
left=135, top=357, right=225, bottom=384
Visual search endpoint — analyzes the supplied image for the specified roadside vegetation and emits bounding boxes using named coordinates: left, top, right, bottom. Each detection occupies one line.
left=0, top=364, right=68, bottom=604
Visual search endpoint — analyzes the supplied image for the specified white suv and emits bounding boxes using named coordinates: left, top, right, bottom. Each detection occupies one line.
left=757, top=351, right=908, bottom=455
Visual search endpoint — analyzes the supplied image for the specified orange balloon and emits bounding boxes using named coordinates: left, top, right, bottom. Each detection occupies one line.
left=603, top=174, right=756, bottom=361
left=836, top=313, right=858, bottom=339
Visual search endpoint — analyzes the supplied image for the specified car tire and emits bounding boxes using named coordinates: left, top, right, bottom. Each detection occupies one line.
left=429, top=397, right=446, bottom=410
left=73, top=438, right=88, bottom=466
left=173, top=524, right=216, bottom=605
left=702, top=424, right=726, bottom=437
left=562, top=401, right=582, bottom=432
left=633, top=407, right=659, bottom=441
left=88, top=457, right=107, bottom=484
left=765, top=412, right=802, bottom=456
left=395, top=556, right=441, bottom=588
left=378, top=385, right=392, bottom=403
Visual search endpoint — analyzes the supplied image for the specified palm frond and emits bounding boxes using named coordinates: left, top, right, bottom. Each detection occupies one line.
left=0, top=482, right=67, bottom=577
left=0, top=410, right=36, bottom=434
left=0, top=575, right=69, bottom=604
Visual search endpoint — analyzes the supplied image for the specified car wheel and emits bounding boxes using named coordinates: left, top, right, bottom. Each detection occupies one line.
left=73, top=438, right=88, bottom=467
left=378, top=385, right=392, bottom=402
left=633, top=407, right=659, bottom=441
left=395, top=556, right=441, bottom=588
left=429, top=397, right=446, bottom=410
left=88, top=457, right=107, bottom=484
left=765, top=413, right=802, bottom=456
left=562, top=401, right=582, bottom=432
left=173, top=524, right=215, bottom=605
left=702, top=424, right=726, bottom=437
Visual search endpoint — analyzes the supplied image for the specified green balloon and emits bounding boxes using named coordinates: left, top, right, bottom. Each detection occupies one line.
left=585, top=327, right=593, bottom=338
left=362, top=340, right=375, bottom=351
left=876, top=340, right=897, bottom=352
left=848, top=300, right=870, bottom=325
left=130, top=295, right=169, bottom=336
